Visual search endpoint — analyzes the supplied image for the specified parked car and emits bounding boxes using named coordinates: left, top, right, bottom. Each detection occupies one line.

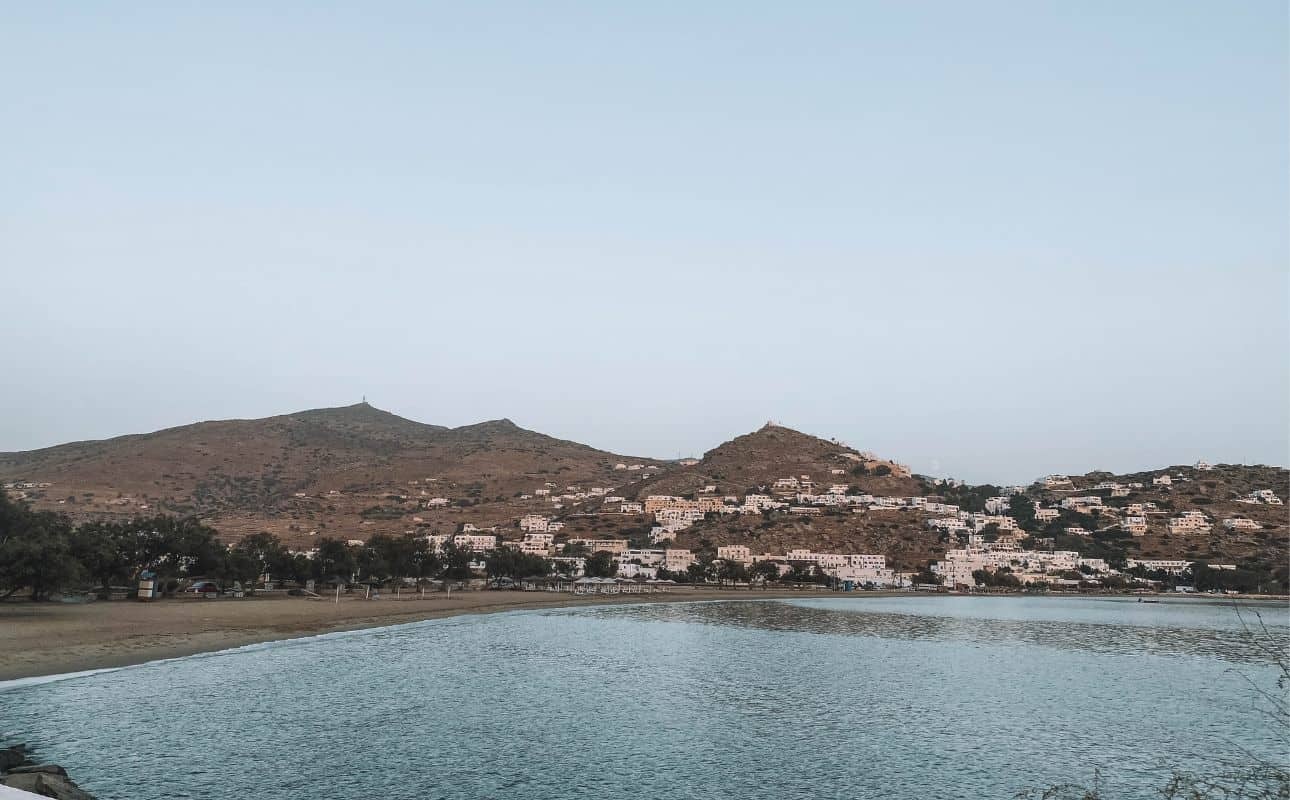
left=185, top=580, right=221, bottom=595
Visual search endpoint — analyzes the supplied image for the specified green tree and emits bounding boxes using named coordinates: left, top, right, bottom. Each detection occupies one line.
left=751, top=560, right=782, bottom=585
left=69, top=520, right=136, bottom=597
left=284, top=553, right=315, bottom=584
left=313, top=537, right=357, bottom=583
left=217, top=546, right=260, bottom=587
left=407, top=536, right=439, bottom=587
left=979, top=522, right=1001, bottom=543
left=377, top=533, right=432, bottom=586
left=438, top=540, right=474, bottom=582
left=913, top=568, right=943, bottom=585
left=0, top=494, right=80, bottom=601
left=716, top=560, right=749, bottom=587
left=584, top=550, right=618, bottom=578
left=686, top=555, right=716, bottom=584
left=127, top=515, right=224, bottom=593
left=486, top=548, right=551, bottom=579
left=356, top=534, right=393, bottom=583
left=562, top=541, right=590, bottom=558
left=1009, top=493, right=1038, bottom=531
left=783, top=562, right=815, bottom=583
left=231, top=532, right=289, bottom=582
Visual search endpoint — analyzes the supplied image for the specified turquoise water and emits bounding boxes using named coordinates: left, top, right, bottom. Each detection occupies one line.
left=1, top=596, right=1287, bottom=799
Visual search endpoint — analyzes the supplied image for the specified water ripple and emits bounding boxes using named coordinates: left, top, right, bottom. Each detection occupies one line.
left=1, top=597, right=1285, bottom=800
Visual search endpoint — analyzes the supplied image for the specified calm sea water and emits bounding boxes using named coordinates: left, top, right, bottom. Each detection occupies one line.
left=2, top=596, right=1287, bottom=799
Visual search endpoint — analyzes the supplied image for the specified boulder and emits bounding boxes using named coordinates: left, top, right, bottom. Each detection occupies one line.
left=6, top=764, right=68, bottom=777
left=0, top=771, right=96, bottom=800
left=0, top=744, right=32, bottom=772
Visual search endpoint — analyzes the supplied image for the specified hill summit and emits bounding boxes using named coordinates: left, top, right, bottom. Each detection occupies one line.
left=626, top=422, right=917, bottom=500
left=0, top=404, right=659, bottom=543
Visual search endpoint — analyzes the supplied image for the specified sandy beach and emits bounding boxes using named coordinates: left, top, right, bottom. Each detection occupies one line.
left=0, top=588, right=818, bottom=682
left=7, top=589, right=1279, bottom=683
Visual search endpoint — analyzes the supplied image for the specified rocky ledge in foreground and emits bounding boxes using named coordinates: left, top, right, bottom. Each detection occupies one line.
left=0, top=745, right=96, bottom=800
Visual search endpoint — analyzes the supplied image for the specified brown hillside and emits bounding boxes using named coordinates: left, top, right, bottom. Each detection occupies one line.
left=622, top=423, right=920, bottom=500
left=672, top=511, right=945, bottom=572
left=2, top=410, right=1283, bottom=579
left=663, top=461, right=1288, bottom=578
left=0, top=403, right=665, bottom=546
left=1031, top=463, right=1289, bottom=580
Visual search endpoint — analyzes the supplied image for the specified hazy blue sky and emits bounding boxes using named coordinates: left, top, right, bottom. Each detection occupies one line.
left=2, top=2, right=1286, bottom=484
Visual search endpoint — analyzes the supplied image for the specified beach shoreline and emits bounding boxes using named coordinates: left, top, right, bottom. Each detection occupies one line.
left=4, top=588, right=1283, bottom=684
left=0, top=588, right=823, bottom=682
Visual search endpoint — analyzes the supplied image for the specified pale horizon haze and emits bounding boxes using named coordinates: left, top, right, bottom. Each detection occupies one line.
left=2, top=2, right=1287, bottom=484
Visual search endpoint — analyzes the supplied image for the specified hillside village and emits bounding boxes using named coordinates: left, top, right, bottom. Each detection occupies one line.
left=2, top=407, right=1287, bottom=592
left=261, top=455, right=1285, bottom=591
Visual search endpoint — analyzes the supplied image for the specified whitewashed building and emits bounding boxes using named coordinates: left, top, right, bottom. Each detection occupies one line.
left=1168, top=511, right=1211, bottom=536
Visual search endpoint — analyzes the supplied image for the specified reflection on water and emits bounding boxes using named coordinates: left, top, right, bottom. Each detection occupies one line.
left=579, top=596, right=1290, bottom=666
left=0, top=596, right=1286, bottom=800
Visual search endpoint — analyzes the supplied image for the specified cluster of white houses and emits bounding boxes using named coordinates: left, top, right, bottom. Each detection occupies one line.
left=635, top=466, right=1263, bottom=540
left=636, top=478, right=995, bottom=543
left=302, top=464, right=1282, bottom=587
left=1, top=480, right=53, bottom=502
left=1238, top=489, right=1284, bottom=506
left=931, top=546, right=1236, bottom=587
left=640, top=481, right=1272, bottom=545
left=407, top=528, right=901, bottom=584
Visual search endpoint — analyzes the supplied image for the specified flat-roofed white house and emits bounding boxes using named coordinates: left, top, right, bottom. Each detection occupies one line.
left=621, top=549, right=666, bottom=566
left=983, top=497, right=1012, bottom=514
left=788, top=506, right=822, bottom=516
left=663, top=549, right=696, bottom=571
left=1121, top=516, right=1149, bottom=536
left=453, top=533, right=498, bottom=552
left=519, top=514, right=551, bottom=532
left=1168, top=511, right=1211, bottom=536
left=616, top=562, right=658, bottom=579
left=1244, top=489, right=1283, bottom=505
left=568, top=538, right=629, bottom=554
left=517, top=538, right=552, bottom=555
left=928, top=517, right=969, bottom=532
left=1128, top=558, right=1191, bottom=575
left=648, top=526, right=678, bottom=544
left=772, top=477, right=801, bottom=493
left=716, top=545, right=752, bottom=564
left=931, top=559, right=978, bottom=587
left=1223, top=517, right=1262, bottom=530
